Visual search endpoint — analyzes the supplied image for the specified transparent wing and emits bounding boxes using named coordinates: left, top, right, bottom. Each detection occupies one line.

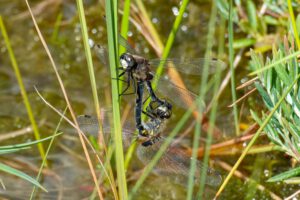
left=118, top=34, right=227, bottom=74
left=77, top=114, right=135, bottom=148
left=137, top=137, right=222, bottom=187
left=153, top=76, right=205, bottom=110
left=93, top=36, right=224, bottom=109
left=77, top=112, right=221, bottom=187
left=118, top=35, right=136, bottom=54
left=148, top=58, right=226, bottom=74
left=92, top=44, right=109, bottom=66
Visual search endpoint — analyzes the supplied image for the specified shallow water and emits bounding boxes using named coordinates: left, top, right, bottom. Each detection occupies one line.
left=0, top=0, right=298, bottom=199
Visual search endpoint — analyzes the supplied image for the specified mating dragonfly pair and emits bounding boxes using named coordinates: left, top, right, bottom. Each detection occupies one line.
left=96, top=36, right=225, bottom=145
left=79, top=36, right=225, bottom=186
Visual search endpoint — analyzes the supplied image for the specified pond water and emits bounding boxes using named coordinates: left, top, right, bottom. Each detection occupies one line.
left=0, top=0, right=298, bottom=199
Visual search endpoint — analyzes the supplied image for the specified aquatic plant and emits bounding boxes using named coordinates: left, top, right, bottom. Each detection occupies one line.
left=251, top=36, right=300, bottom=182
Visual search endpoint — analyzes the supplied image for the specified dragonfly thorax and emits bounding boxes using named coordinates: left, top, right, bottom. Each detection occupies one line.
left=120, top=53, right=136, bottom=70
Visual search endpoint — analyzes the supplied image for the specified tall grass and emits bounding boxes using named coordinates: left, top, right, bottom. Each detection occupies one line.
left=24, top=0, right=103, bottom=199
left=198, top=13, right=225, bottom=199
left=75, top=1, right=119, bottom=198
left=187, top=1, right=217, bottom=199
left=0, top=16, right=47, bottom=164
left=105, top=0, right=128, bottom=199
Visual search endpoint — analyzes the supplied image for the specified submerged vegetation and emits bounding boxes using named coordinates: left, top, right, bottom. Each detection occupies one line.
left=1, top=0, right=300, bottom=199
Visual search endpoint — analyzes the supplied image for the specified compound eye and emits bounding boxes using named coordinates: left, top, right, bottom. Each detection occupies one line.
left=120, top=53, right=134, bottom=69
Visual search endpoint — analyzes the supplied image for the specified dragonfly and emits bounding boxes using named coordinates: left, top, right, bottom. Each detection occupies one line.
left=76, top=111, right=222, bottom=187
left=93, top=36, right=226, bottom=137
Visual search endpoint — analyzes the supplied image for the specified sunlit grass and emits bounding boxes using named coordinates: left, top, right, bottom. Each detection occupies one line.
left=105, top=0, right=128, bottom=199
left=75, top=0, right=119, bottom=198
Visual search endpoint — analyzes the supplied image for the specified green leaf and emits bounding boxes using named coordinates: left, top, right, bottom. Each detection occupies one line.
left=274, top=62, right=292, bottom=86
left=267, top=166, right=300, bottom=182
left=0, top=163, right=47, bottom=192
left=254, top=82, right=274, bottom=109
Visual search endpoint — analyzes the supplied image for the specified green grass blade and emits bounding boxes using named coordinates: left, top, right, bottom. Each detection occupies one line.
left=119, top=0, right=131, bottom=55
left=0, top=15, right=47, bottom=165
left=197, top=13, right=226, bottom=199
left=187, top=1, right=217, bottom=199
left=228, top=0, right=240, bottom=136
left=75, top=0, right=103, bottom=139
left=105, top=1, right=128, bottom=199
left=118, top=0, right=131, bottom=101
left=215, top=73, right=300, bottom=198
left=76, top=1, right=120, bottom=199
left=0, top=163, right=47, bottom=192
left=287, top=0, right=300, bottom=50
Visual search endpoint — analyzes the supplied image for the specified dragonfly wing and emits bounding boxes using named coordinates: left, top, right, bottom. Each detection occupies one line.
left=148, top=58, right=226, bottom=75
left=76, top=113, right=135, bottom=148
left=136, top=137, right=222, bottom=186
left=92, top=44, right=109, bottom=66
left=154, top=76, right=205, bottom=110
left=118, top=34, right=137, bottom=54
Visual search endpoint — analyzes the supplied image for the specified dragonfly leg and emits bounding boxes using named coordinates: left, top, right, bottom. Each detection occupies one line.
left=119, top=72, right=135, bottom=96
left=111, top=71, right=127, bottom=83
left=122, top=73, right=136, bottom=96
left=142, top=110, right=155, bottom=119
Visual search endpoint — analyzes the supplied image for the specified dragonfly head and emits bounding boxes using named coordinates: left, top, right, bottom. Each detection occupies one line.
left=120, top=53, right=135, bottom=70
left=147, top=99, right=172, bottom=119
